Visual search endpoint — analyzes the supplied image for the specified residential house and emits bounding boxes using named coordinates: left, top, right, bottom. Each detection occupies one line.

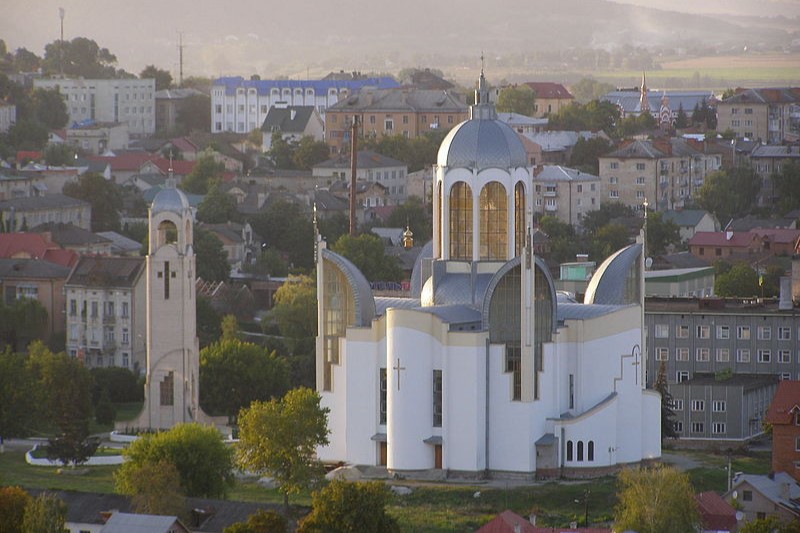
left=688, top=229, right=800, bottom=262
left=532, top=165, right=601, bottom=226
left=403, top=68, right=454, bottom=90
left=496, top=112, right=548, bottom=135
left=313, top=151, right=409, bottom=204
left=523, top=82, right=574, bottom=118
left=196, top=278, right=255, bottom=322
left=406, top=167, right=433, bottom=204
left=65, top=121, right=129, bottom=155
left=661, top=209, right=720, bottom=243
left=100, top=512, right=189, bottom=533
left=725, top=472, right=800, bottom=524
left=260, top=105, right=324, bottom=151
left=0, top=232, right=78, bottom=267
left=329, top=179, right=388, bottom=210
left=34, top=78, right=156, bottom=137
left=0, top=258, right=70, bottom=338
left=199, top=221, right=260, bottom=270
left=717, top=87, right=800, bottom=144
left=476, top=509, right=611, bottom=533
left=154, top=87, right=205, bottom=133
left=96, top=231, right=144, bottom=257
left=0, top=171, right=43, bottom=200
left=17, top=163, right=82, bottom=194
left=695, top=491, right=738, bottom=533
left=747, top=145, right=800, bottom=208
left=0, top=101, right=16, bottom=133
left=312, top=188, right=349, bottom=220
left=726, top=216, right=796, bottom=232
left=325, top=88, right=468, bottom=154
left=86, top=152, right=160, bottom=183
left=522, top=131, right=604, bottom=166
left=211, top=75, right=398, bottom=134
left=0, top=194, right=91, bottom=231
left=64, top=256, right=146, bottom=373
left=765, top=380, right=800, bottom=481
left=33, top=222, right=113, bottom=255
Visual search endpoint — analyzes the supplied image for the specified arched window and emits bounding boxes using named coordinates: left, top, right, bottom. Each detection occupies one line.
left=479, top=182, right=507, bottom=260
left=588, top=440, right=595, bottom=461
left=322, top=259, right=355, bottom=391
left=566, top=440, right=573, bottom=462
left=577, top=441, right=584, bottom=461
left=514, top=182, right=525, bottom=257
left=449, top=182, right=472, bottom=260
left=435, top=182, right=442, bottom=258
left=156, top=220, right=177, bottom=247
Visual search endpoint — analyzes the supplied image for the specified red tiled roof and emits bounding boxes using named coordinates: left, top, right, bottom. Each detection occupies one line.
left=688, top=231, right=759, bottom=248
left=149, top=158, right=196, bottom=176
left=751, top=228, right=800, bottom=245
left=766, top=380, right=800, bottom=425
left=16, top=150, right=42, bottom=162
left=169, top=137, right=198, bottom=153
left=476, top=511, right=539, bottom=533
left=524, top=82, right=574, bottom=100
left=0, top=233, right=78, bottom=268
left=88, top=153, right=157, bottom=171
left=695, top=491, right=737, bottom=532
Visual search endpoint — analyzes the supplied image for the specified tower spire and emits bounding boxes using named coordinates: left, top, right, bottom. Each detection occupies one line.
left=472, top=53, right=496, bottom=120
left=639, top=71, right=650, bottom=114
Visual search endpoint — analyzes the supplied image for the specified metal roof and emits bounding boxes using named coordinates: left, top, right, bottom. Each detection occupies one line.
left=410, top=240, right=433, bottom=298
left=437, top=118, right=528, bottom=171
left=213, top=76, right=399, bottom=96
left=150, top=186, right=190, bottom=215
left=321, top=248, right=375, bottom=327
left=584, top=243, right=642, bottom=305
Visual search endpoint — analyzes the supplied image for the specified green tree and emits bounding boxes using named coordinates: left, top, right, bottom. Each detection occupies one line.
left=140, top=65, right=173, bottom=91
left=538, top=215, right=581, bottom=265
left=248, top=248, right=289, bottom=277
left=251, top=200, right=314, bottom=270
left=615, top=112, right=657, bottom=138
left=236, top=387, right=330, bottom=509
left=194, top=226, right=230, bottom=282
left=267, top=132, right=296, bottom=169
left=272, top=275, right=317, bottom=356
left=224, top=509, right=288, bottom=533
left=12, top=48, right=40, bottom=73
left=197, top=296, right=222, bottom=348
left=0, top=486, right=31, bottom=533
left=89, top=367, right=143, bottom=404
left=175, top=94, right=211, bottom=134
left=200, top=339, right=289, bottom=422
left=181, top=152, right=224, bottom=195
left=674, top=104, right=689, bottom=129
left=297, top=480, right=400, bottom=533
left=739, top=516, right=800, bottom=533
left=581, top=202, right=636, bottom=234
left=715, top=262, right=759, bottom=297
left=614, top=465, right=699, bottom=533
left=496, top=85, right=537, bottom=116
left=331, top=233, right=402, bottom=282
left=292, top=136, right=330, bottom=170
left=43, top=144, right=76, bottom=166
left=592, top=223, right=632, bottom=260
left=0, top=298, right=48, bottom=353
left=654, top=360, right=677, bottom=440
left=568, top=137, right=612, bottom=175
left=646, top=211, right=681, bottom=257
left=695, top=167, right=760, bottom=224
left=771, top=160, right=800, bottom=213
left=7, top=120, right=48, bottom=151
left=0, top=349, right=40, bottom=447
left=63, top=172, right=123, bottom=232
left=385, top=196, right=433, bottom=244
left=221, top=314, right=240, bottom=341
left=197, top=182, right=239, bottom=224
left=21, top=493, right=66, bottom=533
left=570, top=78, right=616, bottom=103
left=29, top=88, right=69, bottom=130
left=121, top=459, right=187, bottom=518
left=547, top=100, right=619, bottom=133
left=42, top=37, right=118, bottom=78
left=116, top=423, right=234, bottom=498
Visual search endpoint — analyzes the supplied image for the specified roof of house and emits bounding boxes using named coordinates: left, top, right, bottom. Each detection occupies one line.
left=405, top=69, right=454, bottom=90
left=750, top=145, right=800, bottom=159
left=534, top=165, right=599, bottom=183
left=65, top=256, right=145, bottom=288
left=662, top=209, right=713, bottom=227
left=313, top=189, right=348, bottom=212
left=602, top=89, right=715, bottom=115
left=314, top=150, right=406, bottom=170
left=31, top=222, right=110, bottom=247
left=766, top=380, right=800, bottom=425
left=0, top=232, right=78, bottom=267
left=199, top=222, right=255, bottom=245
left=0, top=257, right=71, bottom=279
left=523, top=82, right=574, bottom=100
left=147, top=158, right=196, bottom=176
left=87, top=152, right=156, bottom=171
left=722, top=87, right=800, bottom=106
left=606, top=139, right=665, bottom=159
left=100, top=512, right=187, bottom=533
left=729, top=472, right=800, bottom=516
left=329, top=88, right=467, bottom=113
left=96, top=231, right=144, bottom=254
left=695, top=491, right=737, bottom=532
left=687, top=231, right=759, bottom=248
left=750, top=227, right=800, bottom=245
left=329, top=179, right=387, bottom=195
left=169, top=137, right=199, bottom=154
left=726, top=216, right=796, bottom=231
left=260, top=106, right=317, bottom=134
left=0, top=193, right=89, bottom=211
left=496, top=112, right=549, bottom=127
left=475, top=510, right=540, bottom=533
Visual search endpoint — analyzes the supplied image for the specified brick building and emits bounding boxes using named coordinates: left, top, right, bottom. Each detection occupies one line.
left=766, top=380, right=800, bottom=481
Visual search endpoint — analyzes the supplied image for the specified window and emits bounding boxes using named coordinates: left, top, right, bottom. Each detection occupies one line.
left=636, top=163, right=646, bottom=171
left=779, top=350, right=791, bottom=363
left=713, top=400, right=726, bottom=412
left=384, top=119, right=393, bottom=131
left=758, top=349, right=771, bottom=363
left=716, top=348, right=730, bottom=362
left=379, top=368, right=387, bottom=424
left=506, top=344, right=521, bottom=401
left=696, top=348, right=710, bottom=362
left=677, top=371, right=689, bottom=382
left=716, top=325, right=730, bottom=339
left=654, top=324, right=669, bottom=338
left=797, top=437, right=800, bottom=452
left=737, top=326, right=750, bottom=340
left=122, top=328, right=129, bottom=345
left=676, top=325, right=689, bottom=338
left=656, top=347, right=669, bottom=361
left=691, top=422, right=704, bottom=433
left=567, top=440, right=573, bottom=461
left=122, top=353, right=129, bottom=367
left=69, top=299, right=77, bottom=316
left=758, top=326, right=771, bottom=340
left=692, top=400, right=705, bottom=411
left=588, top=441, right=594, bottom=461
left=742, top=490, right=753, bottom=501
left=433, top=370, right=443, bottom=427
left=672, top=399, right=684, bottom=411
left=712, top=422, right=726, bottom=434
left=636, top=176, right=646, bottom=185
left=737, top=349, right=751, bottom=363
left=780, top=372, right=792, bottom=380
left=609, top=176, right=618, bottom=184
left=609, top=190, right=619, bottom=199
left=696, top=325, right=710, bottom=339
left=674, top=421, right=683, bottom=433
left=159, top=371, right=174, bottom=406
left=449, top=182, right=473, bottom=260
left=91, top=301, right=98, bottom=318
left=577, top=441, right=584, bottom=461
left=479, top=182, right=508, bottom=260
left=122, top=302, right=129, bottom=318
left=610, top=162, right=618, bottom=169
left=779, top=327, right=791, bottom=340
left=569, top=374, right=574, bottom=409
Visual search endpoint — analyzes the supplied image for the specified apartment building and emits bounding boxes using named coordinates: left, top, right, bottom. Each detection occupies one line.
left=34, top=78, right=156, bottom=137
left=532, top=165, right=601, bottom=226
left=0, top=194, right=91, bottom=231
left=717, top=87, right=800, bottom=144
left=64, top=256, right=146, bottom=373
left=0, top=258, right=70, bottom=340
left=312, top=150, right=408, bottom=204
left=210, top=76, right=398, bottom=134
left=748, top=145, right=800, bottom=208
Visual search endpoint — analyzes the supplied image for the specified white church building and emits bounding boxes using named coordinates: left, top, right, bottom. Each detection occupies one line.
left=315, top=71, right=662, bottom=477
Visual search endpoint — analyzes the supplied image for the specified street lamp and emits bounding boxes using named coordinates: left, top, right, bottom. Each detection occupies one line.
left=574, top=489, right=590, bottom=527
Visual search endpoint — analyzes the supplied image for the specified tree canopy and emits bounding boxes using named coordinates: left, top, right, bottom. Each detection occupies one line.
left=194, top=226, right=230, bottom=282
left=140, top=65, right=173, bottom=91
left=568, top=137, right=612, bottom=175
left=62, top=172, right=123, bottom=232
left=645, top=211, right=681, bottom=257
left=614, top=465, right=699, bottom=533
left=181, top=152, right=225, bottom=195
left=251, top=200, right=314, bottom=270
left=771, top=160, right=800, bottom=213
left=21, top=493, right=67, bottom=533
left=547, top=100, right=619, bottom=133
left=42, top=37, right=122, bottom=78
left=331, top=233, right=402, bottom=282
left=715, top=262, right=760, bottom=297
left=695, top=167, right=760, bottom=224
left=0, top=486, right=31, bottom=533
left=297, top=480, right=400, bottom=533
left=385, top=196, right=433, bottom=244
left=197, top=182, right=239, bottom=224
left=496, top=85, right=537, bottom=116
left=271, top=275, right=317, bottom=350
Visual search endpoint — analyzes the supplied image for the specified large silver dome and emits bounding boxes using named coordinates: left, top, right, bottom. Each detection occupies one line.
left=437, top=118, right=527, bottom=171
left=151, top=187, right=190, bottom=215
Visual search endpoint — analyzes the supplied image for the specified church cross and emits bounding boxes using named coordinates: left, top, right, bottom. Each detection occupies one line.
left=393, top=358, right=406, bottom=391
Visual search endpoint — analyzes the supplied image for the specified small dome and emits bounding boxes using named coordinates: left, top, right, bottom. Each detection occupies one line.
left=151, top=187, right=190, bottom=215
left=437, top=119, right=527, bottom=171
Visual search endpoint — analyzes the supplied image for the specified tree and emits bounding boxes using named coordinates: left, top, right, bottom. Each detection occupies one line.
left=0, top=486, right=31, bottom=533
left=297, top=480, right=400, bottom=533
left=12, top=47, right=40, bottom=73
left=175, top=94, right=211, bottom=134
left=140, top=65, right=173, bottom=91
left=739, top=516, right=800, bottom=533
left=29, top=88, right=69, bottom=130
left=570, top=78, right=616, bottom=103
left=42, top=37, right=118, bottom=78
left=181, top=152, right=224, bottom=195
left=538, top=215, right=581, bottom=265
left=116, top=423, right=234, bottom=498
left=547, top=100, right=619, bottom=133
left=614, top=465, right=699, bottom=533
left=385, top=196, right=433, bottom=244
left=43, top=144, right=76, bottom=166
left=0, top=298, right=48, bottom=353
left=715, top=262, right=760, bottom=297
left=224, top=509, right=288, bottom=533
left=292, top=136, right=330, bottom=170
left=496, top=85, right=537, bottom=116
left=645, top=211, right=680, bottom=257
left=0, top=349, right=41, bottom=448
left=6, top=120, right=48, bottom=151
left=119, top=459, right=187, bottom=518
left=615, top=112, right=657, bottom=138
left=331, top=233, right=402, bottom=282
left=197, top=183, right=239, bottom=224
left=592, top=223, right=632, bottom=260
left=236, top=387, right=330, bottom=508
left=21, top=492, right=67, bottom=533
left=581, top=202, right=637, bottom=235
left=248, top=248, right=289, bottom=277
left=674, top=104, right=689, bottom=129
left=62, top=172, right=123, bottom=232
left=272, top=275, right=317, bottom=355
left=654, top=361, right=677, bottom=440
left=194, top=226, right=230, bottom=282
left=771, top=160, right=800, bottom=213
left=695, top=167, right=760, bottom=224
left=197, top=296, right=222, bottom=348
left=89, top=367, right=143, bottom=404
left=568, top=137, right=612, bottom=175
left=251, top=200, right=314, bottom=270
left=221, top=314, right=240, bottom=341
left=200, top=339, right=289, bottom=422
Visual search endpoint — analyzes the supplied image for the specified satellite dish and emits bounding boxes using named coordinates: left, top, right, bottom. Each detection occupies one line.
left=732, top=490, right=738, bottom=499
left=735, top=511, right=744, bottom=521
left=645, top=257, right=653, bottom=268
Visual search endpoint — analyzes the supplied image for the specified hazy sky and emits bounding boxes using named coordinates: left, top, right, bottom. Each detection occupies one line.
left=2, top=0, right=797, bottom=79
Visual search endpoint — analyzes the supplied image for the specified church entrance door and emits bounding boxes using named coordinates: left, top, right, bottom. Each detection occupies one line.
left=434, top=444, right=443, bottom=469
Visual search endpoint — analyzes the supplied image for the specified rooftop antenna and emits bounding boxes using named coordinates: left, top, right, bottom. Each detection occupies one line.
left=58, top=7, right=65, bottom=77
left=178, top=32, right=184, bottom=87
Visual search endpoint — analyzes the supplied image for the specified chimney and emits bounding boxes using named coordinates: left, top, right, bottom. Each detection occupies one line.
left=513, top=524, right=521, bottom=533
left=726, top=230, right=733, bottom=241
left=779, top=277, right=793, bottom=310
left=529, top=513, right=537, bottom=525
left=290, top=109, right=297, bottom=121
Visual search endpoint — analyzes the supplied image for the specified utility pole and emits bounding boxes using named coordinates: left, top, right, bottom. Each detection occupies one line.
left=349, top=116, right=359, bottom=237
left=178, top=32, right=184, bottom=87
left=58, top=7, right=65, bottom=76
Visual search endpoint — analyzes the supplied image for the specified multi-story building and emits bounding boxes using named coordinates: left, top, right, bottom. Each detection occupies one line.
left=33, top=78, right=156, bottom=137
left=765, top=380, right=800, bottom=481
left=717, top=87, right=800, bottom=144
left=0, top=194, right=91, bottom=231
left=0, top=258, right=70, bottom=340
left=210, top=76, right=398, bottom=134
left=748, top=145, right=800, bottom=208
left=532, top=165, right=600, bottom=226
left=65, top=122, right=129, bottom=155
left=523, top=82, right=574, bottom=118
left=599, top=138, right=721, bottom=212
left=154, top=87, right=205, bottom=133
left=645, top=295, right=800, bottom=443
left=324, top=88, right=468, bottom=154
left=64, top=256, right=146, bottom=373
left=0, top=101, right=16, bottom=133
left=312, top=150, right=408, bottom=204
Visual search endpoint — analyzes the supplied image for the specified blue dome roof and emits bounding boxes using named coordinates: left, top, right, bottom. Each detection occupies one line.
left=151, top=187, right=190, bottom=215
left=437, top=118, right=527, bottom=171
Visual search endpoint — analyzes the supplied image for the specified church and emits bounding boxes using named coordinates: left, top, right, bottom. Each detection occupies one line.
left=315, top=70, right=661, bottom=477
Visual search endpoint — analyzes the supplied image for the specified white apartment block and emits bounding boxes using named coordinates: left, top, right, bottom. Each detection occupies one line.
left=211, top=76, right=399, bottom=134
left=34, top=78, right=156, bottom=137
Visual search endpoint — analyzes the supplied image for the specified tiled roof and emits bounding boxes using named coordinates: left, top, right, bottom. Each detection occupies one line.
left=766, top=380, right=800, bottom=425
left=87, top=152, right=156, bottom=171
left=523, top=82, right=574, bottom=100
left=314, top=150, right=405, bottom=170
left=688, top=231, right=758, bottom=247
left=750, top=145, right=800, bottom=158
left=534, top=165, right=599, bottom=182
left=65, top=256, right=145, bottom=288
left=722, top=87, right=800, bottom=105
left=31, top=222, right=110, bottom=246
left=730, top=472, right=800, bottom=516
left=96, top=231, right=144, bottom=254
left=329, top=88, right=467, bottom=113
left=0, top=232, right=78, bottom=267
left=662, top=209, right=711, bottom=227
left=475, top=510, right=539, bottom=533
left=606, top=139, right=665, bottom=159
left=260, top=106, right=316, bottom=134
left=0, top=258, right=71, bottom=279
left=169, top=137, right=198, bottom=153
left=0, top=193, right=89, bottom=211
left=695, top=491, right=737, bottom=532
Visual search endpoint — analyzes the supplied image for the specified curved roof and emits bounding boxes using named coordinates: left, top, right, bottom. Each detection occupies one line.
left=151, top=187, right=190, bottom=215
left=410, top=240, right=434, bottom=298
left=321, top=248, right=376, bottom=327
left=583, top=243, right=642, bottom=306
left=437, top=118, right=527, bottom=171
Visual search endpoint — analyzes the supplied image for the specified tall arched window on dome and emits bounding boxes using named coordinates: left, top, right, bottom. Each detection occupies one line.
left=479, top=182, right=507, bottom=260
left=435, top=182, right=442, bottom=258
left=514, top=182, right=525, bottom=257
left=449, top=182, right=472, bottom=260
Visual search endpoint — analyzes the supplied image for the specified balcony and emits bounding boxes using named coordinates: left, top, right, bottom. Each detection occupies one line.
left=544, top=204, right=558, bottom=212
left=543, top=190, right=557, bottom=198
left=103, top=314, right=115, bottom=324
